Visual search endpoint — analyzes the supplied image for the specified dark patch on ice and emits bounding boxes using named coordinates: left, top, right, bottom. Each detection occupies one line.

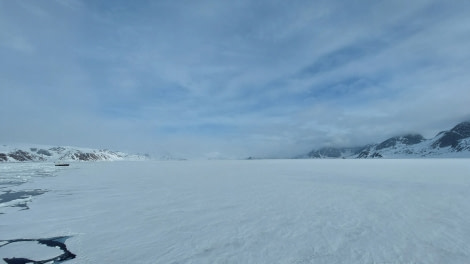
left=0, top=190, right=48, bottom=210
left=0, top=236, right=76, bottom=264
left=0, top=190, right=48, bottom=204
left=0, top=190, right=48, bottom=203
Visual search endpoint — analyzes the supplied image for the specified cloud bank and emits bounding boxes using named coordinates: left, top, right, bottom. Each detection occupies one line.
left=1, top=0, right=470, bottom=158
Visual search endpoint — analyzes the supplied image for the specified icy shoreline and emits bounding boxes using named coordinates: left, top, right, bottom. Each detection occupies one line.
left=1, top=160, right=470, bottom=263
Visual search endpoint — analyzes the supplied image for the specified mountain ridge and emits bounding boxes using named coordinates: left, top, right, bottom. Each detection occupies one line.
left=0, top=144, right=148, bottom=162
left=304, top=121, right=470, bottom=159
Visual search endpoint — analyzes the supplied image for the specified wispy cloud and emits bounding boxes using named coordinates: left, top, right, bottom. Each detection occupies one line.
left=1, top=0, right=469, bottom=158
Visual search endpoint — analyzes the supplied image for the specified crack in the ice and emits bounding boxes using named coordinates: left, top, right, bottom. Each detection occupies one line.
left=0, top=236, right=76, bottom=264
left=0, top=190, right=48, bottom=211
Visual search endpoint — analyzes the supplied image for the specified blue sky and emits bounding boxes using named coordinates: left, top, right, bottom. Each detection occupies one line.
left=1, top=0, right=470, bottom=158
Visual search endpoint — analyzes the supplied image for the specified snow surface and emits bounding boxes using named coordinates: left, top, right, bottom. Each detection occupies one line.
left=1, top=159, right=470, bottom=263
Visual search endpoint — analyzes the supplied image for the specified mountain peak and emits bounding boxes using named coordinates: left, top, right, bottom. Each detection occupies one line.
left=376, top=134, right=425, bottom=150
left=305, top=121, right=470, bottom=159
left=450, top=121, right=470, bottom=137
left=0, top=145, right=148, bottom=162
left=432, top=121, right=470, bottom=149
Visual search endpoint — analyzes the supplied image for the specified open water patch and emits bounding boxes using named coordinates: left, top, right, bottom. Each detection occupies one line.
left=0, top=236, right=76, bottom=264
left=0, top=190, right=48, bottom=210
left=0, top=163, right=58, bottom=213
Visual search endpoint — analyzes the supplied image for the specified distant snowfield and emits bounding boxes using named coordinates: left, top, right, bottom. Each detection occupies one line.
left=1, top=160, right=470, bottom=263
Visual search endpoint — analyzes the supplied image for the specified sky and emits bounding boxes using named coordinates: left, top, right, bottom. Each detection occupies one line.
left=1, top=0, right=470, bottom=159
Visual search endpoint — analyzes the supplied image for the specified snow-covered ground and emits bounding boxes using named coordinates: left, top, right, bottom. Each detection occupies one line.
left=1, top=159, right=470, bottom=263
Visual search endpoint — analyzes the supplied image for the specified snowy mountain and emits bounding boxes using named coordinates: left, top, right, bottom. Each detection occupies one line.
left=305, top=121, right=470, bottom=159
left=0, top=144, right=148, bottom=162
left=304, top=146, right=365, bottom=159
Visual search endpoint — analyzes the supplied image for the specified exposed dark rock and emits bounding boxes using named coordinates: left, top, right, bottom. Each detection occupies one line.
left=455, top=140, right=470, bottom=152
left=61, top=151, right=102, bottom=161
left=356, top=149, right=382, bottom=158
left=432, top=122, right=470, bottom=149
left=357, top=148, right=371, bottom=159
left=357, top=152, right=367, bottom=158
left=432, top=131, right=460, bottom=148
left=8, top=150, right=35, bottom=161
left=75, top=152, right=100, bottom=161
left=371, top=152, right=383, bottom=158
left=451, top=121, right=470, bottom=137
left=376, top=134, right=424, bottom=150
left=0, top=153, right=7, bottom=162
left=375, top=139, right=395, bottom=150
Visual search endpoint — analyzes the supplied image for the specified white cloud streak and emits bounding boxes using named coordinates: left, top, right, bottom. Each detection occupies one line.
left=1, top=0, right=469, bottom=158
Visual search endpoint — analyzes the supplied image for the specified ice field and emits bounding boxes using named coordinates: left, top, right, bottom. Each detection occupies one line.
left=1, top=159, right=470, bottom=263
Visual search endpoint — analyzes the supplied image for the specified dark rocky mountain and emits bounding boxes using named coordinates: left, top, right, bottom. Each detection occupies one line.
left=7, top=150, right=46, bottom=161
left=0, top=153, right=9, bottom=162
left=305, top=121, right=470, bottom=159
left=431, top=121, right=470, bottom=148
left=375, top=134, right=425, bottom=150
